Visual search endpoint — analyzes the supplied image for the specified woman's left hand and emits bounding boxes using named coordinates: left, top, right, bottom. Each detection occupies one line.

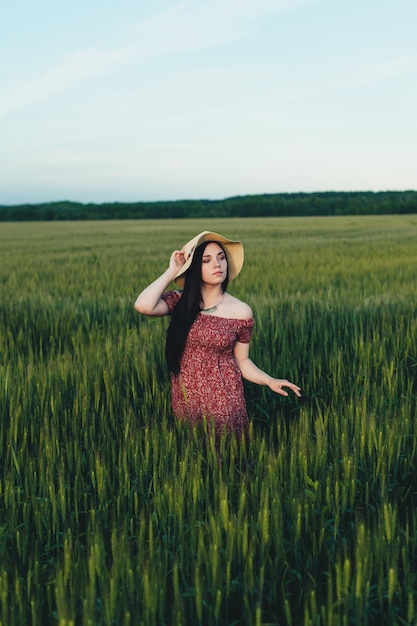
left=268, top=379, right=302, bottom=397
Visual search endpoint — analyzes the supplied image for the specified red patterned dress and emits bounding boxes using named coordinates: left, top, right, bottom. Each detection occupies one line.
left=161, top=291, right=254, bottom=436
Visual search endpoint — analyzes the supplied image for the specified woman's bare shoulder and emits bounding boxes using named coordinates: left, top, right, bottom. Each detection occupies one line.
left=223, top=294, right=253, bottom=320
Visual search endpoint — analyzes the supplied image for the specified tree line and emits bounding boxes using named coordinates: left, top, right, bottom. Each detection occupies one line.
left=1, top=191, right=416, bottom=221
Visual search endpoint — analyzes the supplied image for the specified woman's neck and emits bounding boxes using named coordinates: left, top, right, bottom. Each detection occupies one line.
left=201, top=285, right=224, bottom=309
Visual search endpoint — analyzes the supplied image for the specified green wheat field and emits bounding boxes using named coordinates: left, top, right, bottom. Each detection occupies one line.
left=1, top=216, right=417, bottom=626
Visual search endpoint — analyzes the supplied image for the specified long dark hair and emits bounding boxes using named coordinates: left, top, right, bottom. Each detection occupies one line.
left=165, top=241, right=229, bottom=376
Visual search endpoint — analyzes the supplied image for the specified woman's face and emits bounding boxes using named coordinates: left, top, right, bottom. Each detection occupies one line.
left=200, top=242, right=228, bottom=286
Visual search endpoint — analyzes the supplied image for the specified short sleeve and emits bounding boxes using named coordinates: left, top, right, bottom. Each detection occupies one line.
left=161, top=290, right=182, bottom=313
left=236, top=318, right=254, bottom=344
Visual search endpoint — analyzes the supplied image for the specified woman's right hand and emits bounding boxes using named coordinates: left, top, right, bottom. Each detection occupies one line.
left=169, top=249, right=186, bottom=275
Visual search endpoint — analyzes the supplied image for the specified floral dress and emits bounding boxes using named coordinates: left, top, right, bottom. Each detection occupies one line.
left=162, top=291, right=254, bottom=436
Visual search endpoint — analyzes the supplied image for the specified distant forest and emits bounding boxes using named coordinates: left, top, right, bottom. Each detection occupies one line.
left=1, top=191, right=416, bottom=221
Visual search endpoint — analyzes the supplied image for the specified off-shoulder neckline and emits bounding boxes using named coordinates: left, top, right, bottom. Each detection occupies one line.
left=164, top=291, right=253, bottom=322
left=197, top=313, right=254, bottom=323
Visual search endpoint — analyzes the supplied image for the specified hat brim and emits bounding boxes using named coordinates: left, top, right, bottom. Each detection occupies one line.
left=174, top=231, right=244, bottom=287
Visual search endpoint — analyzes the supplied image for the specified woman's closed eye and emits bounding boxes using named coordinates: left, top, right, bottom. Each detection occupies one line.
left=203, top=254, right=226, bottom=263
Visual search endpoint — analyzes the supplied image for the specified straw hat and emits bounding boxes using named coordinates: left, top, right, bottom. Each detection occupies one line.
left=174, top=231, right=244, bottom=287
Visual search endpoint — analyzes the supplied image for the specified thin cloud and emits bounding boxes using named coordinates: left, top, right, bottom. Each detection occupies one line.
left=0, top=48, right=124, bottom=116
left=125, top=50, right=417, bottom=131
left=364, top=56, right=417, bottom=79
left=0, top=0, right=317, bottom=116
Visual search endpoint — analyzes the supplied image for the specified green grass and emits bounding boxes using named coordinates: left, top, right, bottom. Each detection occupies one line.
left=1, top=216, right=417, bottom=625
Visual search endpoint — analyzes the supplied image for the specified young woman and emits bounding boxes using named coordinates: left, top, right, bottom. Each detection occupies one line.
left=135, top=231, right=301, bottom=438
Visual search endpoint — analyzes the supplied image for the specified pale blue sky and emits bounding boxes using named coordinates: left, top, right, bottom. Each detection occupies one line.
left=1, top=0, right=416, bottom=204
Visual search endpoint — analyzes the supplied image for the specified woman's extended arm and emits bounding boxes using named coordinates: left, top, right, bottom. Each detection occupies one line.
left=233, top=341, right=301, bottom=397
left=134, top=250, right=185, bottom=317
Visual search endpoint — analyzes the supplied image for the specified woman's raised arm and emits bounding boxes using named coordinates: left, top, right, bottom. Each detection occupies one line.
left=134, top=250, right=185, bottom=316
